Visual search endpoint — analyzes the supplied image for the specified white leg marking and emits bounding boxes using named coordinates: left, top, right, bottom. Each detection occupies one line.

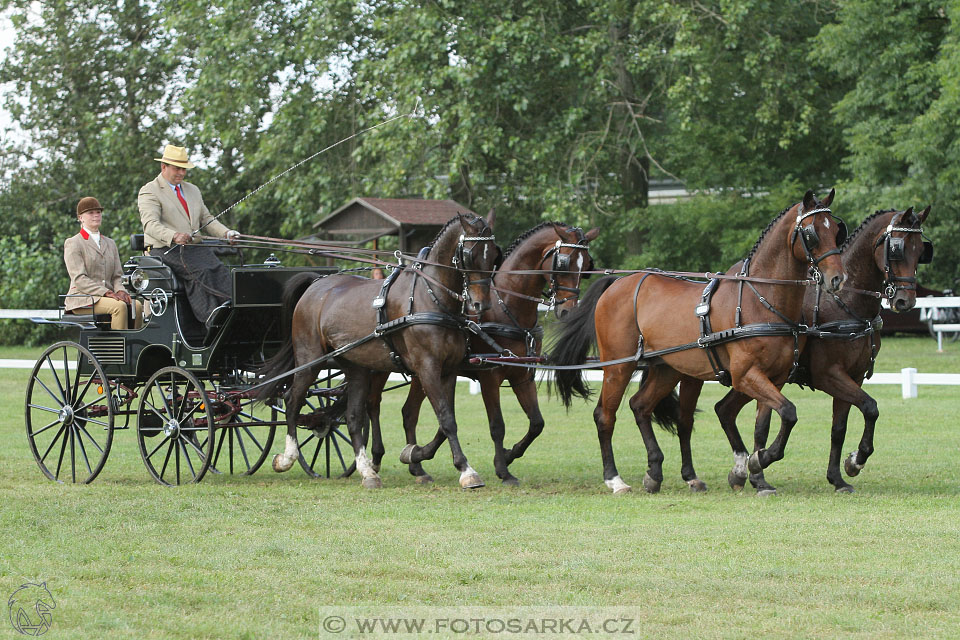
left=284, top=433, right=299, bottom=459
left=733, top=452, right=748, bottom=478
left=604, top=475, right=632, bottom=494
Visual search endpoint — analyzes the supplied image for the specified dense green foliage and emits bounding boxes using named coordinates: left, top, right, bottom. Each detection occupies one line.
left=1, top=0, right=958, bottom=343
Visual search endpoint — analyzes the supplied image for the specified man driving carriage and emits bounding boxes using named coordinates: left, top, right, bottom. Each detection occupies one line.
left=137, top=144, right=241, bottom=328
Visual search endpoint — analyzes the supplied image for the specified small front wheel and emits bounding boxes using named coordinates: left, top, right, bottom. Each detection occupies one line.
left=137, top=366, right=213, bottom=486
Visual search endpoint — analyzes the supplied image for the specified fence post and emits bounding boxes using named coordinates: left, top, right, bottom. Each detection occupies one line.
left=901, top=367, right=918, bottom=399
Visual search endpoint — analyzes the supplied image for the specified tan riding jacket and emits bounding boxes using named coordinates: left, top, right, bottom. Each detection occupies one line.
left=63, top=231, right=127, bottom=312
left=137, top=174, right=229, bottom=248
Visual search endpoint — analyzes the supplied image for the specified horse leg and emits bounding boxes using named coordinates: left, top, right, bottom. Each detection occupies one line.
left=365, top=372, right=390, bottom=473
left=748, top=404, right=778, bottom=496
left=713, top=389, right=753, bottom=491
left=272, top=368, right=317, bottom=472
left=343, top=371, right=381, bottom=489
left=396, top=379, right=437, bottom=483
left=828, top=398, right=855, bottom=492
left=420, top=374, right=484, bottom=489
left=503, top=373, right=546, bottom=467
left=593, top=362, right=635, bottom=494
left=676, top=376, right=707, bottom=492
left=628, top=367, right=682, bottom=494
left=738, top=372, right=799, bottom=475
left=477, top=371, right=518, bottom=485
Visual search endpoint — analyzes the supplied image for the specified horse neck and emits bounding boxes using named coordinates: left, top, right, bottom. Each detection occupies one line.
left=832, top=215, right=891, bottom=318
left=745, top=208, right=810, bottom=319
left=421, top=225, right=465, bottom=295
left=490, top=233, right=551, bottom=326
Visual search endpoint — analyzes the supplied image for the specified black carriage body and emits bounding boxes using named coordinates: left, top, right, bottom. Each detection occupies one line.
left=74, top=257, right=335, bottom=383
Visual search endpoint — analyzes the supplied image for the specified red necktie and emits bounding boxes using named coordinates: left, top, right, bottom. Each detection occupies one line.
left=176, top=185, right=190, bottom=219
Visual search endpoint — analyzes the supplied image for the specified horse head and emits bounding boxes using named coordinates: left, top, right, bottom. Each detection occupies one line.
left=873, top=205, right=932, bottom=312
left=544, top=224, right=600, bottom=318
left=455, top=211, right=501, bottom=315
left=790, top=188, right=846, bottom=293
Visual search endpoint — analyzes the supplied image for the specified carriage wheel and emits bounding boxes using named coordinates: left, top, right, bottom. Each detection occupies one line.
left=137, top=366, right=214, bottom=486
left=25, top=341, right=114, bottom=484
left=295, top=377, right=352, bottom=478
left=209, top=395, right=276, bottom=476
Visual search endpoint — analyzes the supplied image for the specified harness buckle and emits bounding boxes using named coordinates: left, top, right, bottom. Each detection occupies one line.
left=372, top=296, right=386, bottom=309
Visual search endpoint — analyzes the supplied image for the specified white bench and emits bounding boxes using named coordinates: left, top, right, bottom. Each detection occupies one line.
left=932, top=323, right=960, bottom=352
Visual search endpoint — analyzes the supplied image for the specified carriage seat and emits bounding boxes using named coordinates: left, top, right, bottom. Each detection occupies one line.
left=61, top=312, right=112, bottom=330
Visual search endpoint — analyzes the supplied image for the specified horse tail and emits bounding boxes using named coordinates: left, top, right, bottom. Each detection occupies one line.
left=549, top=275, right=620, bottom=407
left=255, top=273, right=322, bottom=402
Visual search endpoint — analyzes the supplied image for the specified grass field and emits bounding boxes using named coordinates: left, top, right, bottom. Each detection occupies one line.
left=1, top=337, right=958, bottom=638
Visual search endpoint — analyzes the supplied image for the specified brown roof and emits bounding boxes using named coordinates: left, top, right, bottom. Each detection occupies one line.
left=314, top=198, right=475, bottom=230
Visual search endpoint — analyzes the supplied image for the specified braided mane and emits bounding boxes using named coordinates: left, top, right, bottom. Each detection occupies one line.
left=503, top=221, right=567, bottom=258
left=744, top=204, right=793, bottom=263
left=426, top=212, right=487, bottom=248
left=839, top=209, right=893, bottom=251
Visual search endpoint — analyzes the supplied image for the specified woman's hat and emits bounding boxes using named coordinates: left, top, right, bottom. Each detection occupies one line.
left=76, top=197, right=103, bottom=216
left=154, top=144, right=196, bottom=169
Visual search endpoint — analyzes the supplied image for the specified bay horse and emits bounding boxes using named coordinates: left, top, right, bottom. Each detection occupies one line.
left=552, top=189, right=846, bottom=494
left=365, top=222, right=599, bottom=485
left=719, top=206, right=932, bottom=494
left=256, top=213, right=501, bottom=489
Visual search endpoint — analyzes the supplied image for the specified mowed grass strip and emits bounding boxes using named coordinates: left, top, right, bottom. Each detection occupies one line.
left=0, top=337, right=958, bottom=639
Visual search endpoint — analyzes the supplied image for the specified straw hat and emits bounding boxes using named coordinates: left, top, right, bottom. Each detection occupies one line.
left=76, top=196, right=103, bottom=217
left=154, top=144, right=196, bottom=169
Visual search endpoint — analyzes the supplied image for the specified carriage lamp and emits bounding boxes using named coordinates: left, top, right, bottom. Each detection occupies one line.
left=264, top=254, right=282, bottom=267
left=125, top=269, right=149, bottom=293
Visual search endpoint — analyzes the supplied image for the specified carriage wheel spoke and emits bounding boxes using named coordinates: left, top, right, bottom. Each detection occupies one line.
left=147, top=435, right=174, bottom=462
left=75, top=426, right=93, bottom=476
left=76, top=423, right=105, bottom=455
left=179, top=439, right=197, bottom=478
left=54, top=423, right=69, bottom=480
left=29, top=416, right=62, bottom=438
left=44, top=354, right=68, bottom=405
left=62, top=346, right=74, bottom=405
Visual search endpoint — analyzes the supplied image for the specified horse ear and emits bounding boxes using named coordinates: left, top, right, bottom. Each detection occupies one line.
left=918, top=205, right=931, bottom=223
left=802, top=189, right=816, bottom=210
left=485, top=207, right=496, bottom=231
left=821, top=188, right=835, bottom=207
left=584, top=227, right=600, bottom=242
left=903, top=206, right=914, bottom=221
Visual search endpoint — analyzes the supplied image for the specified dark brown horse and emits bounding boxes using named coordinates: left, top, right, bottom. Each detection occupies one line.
left=719, top=206, right=932, bottom=494
left=364, top=222, right=599, bottom=485
left=553, top=189, right=846, bottom=493
left=256, top=213, right=500, bottom=489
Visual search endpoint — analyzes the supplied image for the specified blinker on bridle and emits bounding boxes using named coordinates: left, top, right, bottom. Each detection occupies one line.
left=791, top=205, right=846, bottom=284
left=873, top=216, right=934, bottom=299
left=541, top=235, right=591, bottom=312
left=453, top=230, right=498, bottom=311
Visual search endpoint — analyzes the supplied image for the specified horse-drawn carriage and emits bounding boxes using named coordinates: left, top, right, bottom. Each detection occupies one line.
left=25, top=240, right=355, bottom=486
left=26, top=214, right=599, bottom=489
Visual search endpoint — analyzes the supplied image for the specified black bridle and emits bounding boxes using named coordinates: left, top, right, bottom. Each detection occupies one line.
left=873, top=214, right=934, bottom=299
left=539, top=229, right=593, bottom=312
left=790, top=205, right=847, bottom=285
left=453, top=230, right=500, bottom=312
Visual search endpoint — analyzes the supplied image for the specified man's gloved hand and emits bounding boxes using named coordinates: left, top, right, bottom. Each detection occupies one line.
left=226, top=229, right=240, bottom=244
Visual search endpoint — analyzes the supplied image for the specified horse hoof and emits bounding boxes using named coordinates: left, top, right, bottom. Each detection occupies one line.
left=747, top=451, right=763, bottom=474
left=604, top=476, right=631, bottom=494
left=687, top=478, right=708, bottom=492
left=501, top=476, right=520, bottom=486
left=756, top=488, right=777, bottom=498
left=727, top=470, right=745, bottom=491
left=413, top=474, right=433, bottom=485
left=361, top=476, right=383, bottom=489
left=272, top=453, right=294, bottom=473
left=460, top=469, right=485, bottom=489
left=844, top=453, right=862, bottom=477
left=399, top=444, right=417, bottom=465
left=835, top=485, right=855, bottom=494
left=642, top=472, right=661, bottom=494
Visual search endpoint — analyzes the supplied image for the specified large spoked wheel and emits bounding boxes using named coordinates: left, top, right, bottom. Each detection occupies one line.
left=295, top=376, right=351, bottom=478
left=25, top=341, right=115, bottom=484
left=137, top=366, right=214, bottom=486
left=209, top=394, right=276, bottom=476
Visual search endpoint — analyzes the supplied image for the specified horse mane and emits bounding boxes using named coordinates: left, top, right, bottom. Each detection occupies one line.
left=839, top=209, right=894, bottom=251
left=425, top=215, right=465, bottom=248
left=503, top=221, right=567, bottom=258
left=744, top=204, right=793, bottom=262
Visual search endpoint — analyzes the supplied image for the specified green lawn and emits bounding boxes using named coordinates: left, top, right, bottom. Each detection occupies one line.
left=1, top=336, right=958, bottom=639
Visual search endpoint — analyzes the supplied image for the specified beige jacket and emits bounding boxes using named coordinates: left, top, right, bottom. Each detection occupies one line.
left=63, top=231, right=127, bottom=312
left=138, top=174, right=230, bottom=248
